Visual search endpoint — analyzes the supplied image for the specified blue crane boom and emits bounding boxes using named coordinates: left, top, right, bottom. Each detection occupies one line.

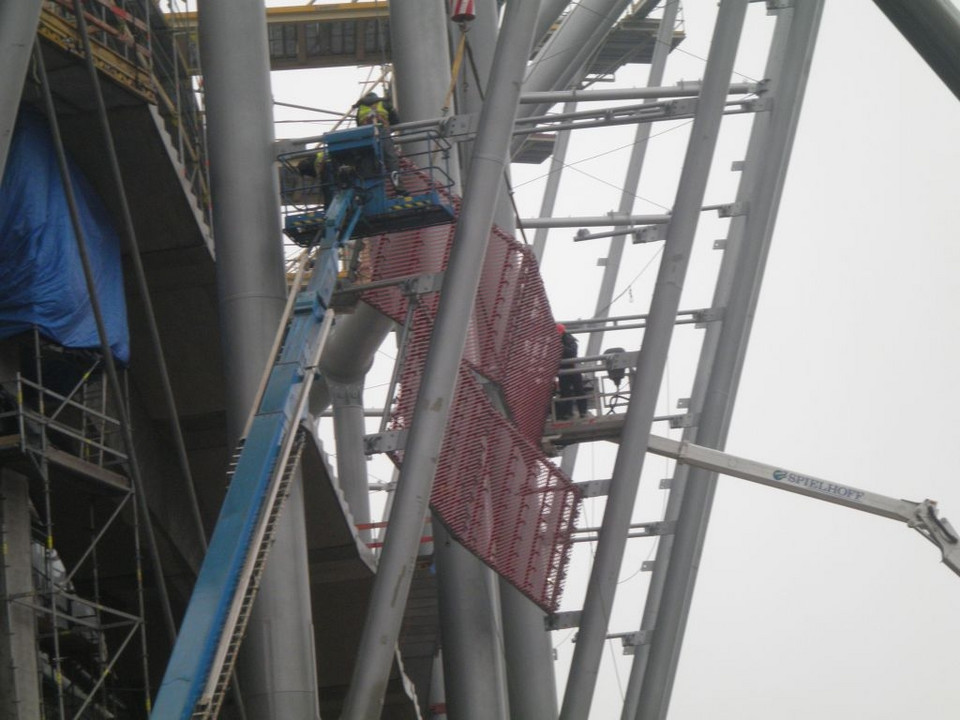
left=150, top=125, right=454, bottom=719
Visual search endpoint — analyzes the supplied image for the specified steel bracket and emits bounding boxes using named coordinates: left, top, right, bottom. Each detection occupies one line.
left=766, top=0, right=794, bottom=11
left=693, top=307, right=724, bottom=327
left=743, top=96, right=773, bottom=112
left=575, top=478, right=611, bottom=498
left=364, top=428, right=408, bottom=455
left=401, top=272, right=444, bottom=297
left=634, top=224, right=668, bottom=244
left=664, top=98, right=697, bottom=117
left=545, top=610, right=581, bottom=631
left=669, top=413, right=696, bottom=429
left=621, top=629, right=653, bottom=655
left=717, top=201, right=748, bottom=218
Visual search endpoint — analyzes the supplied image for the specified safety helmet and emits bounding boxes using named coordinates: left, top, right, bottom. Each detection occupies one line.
left=556, top=323, right=566, bottom=334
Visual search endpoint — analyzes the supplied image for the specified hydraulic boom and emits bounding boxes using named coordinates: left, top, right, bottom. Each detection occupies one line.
left=151, top=126, right=453, bottom=719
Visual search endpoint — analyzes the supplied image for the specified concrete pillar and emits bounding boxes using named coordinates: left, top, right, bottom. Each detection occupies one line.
left=0, top=471, right=41, bottom=719
left=0, top=0, right=43, bottom=180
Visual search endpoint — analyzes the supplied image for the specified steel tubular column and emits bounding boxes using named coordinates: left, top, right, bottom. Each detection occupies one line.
left=329, top=380, right=372, bottom=538
left=872, top=0, right=960, bottom=102
left=521, top=0, right=632, bottom=118
left=0, top=0, right=42, bottom=180
left=558, top=2, right=750, bottom=717
left=434, top=525, right=510, bottom=720
left=531, top=102, right=575, bottom=263
left=197, top=1, right=318, bottom=716
left=339, top=2, right=542, bottom=716
left=390, top=0, right=459, bottom=180
left=621, top=8, right=795, bottom=716
left=452, top=5, right=560, bottom=716
left=561, top=0, right=680, bottom=478
left=309, top=0, right=459, bottom=420
left=535, top=0, right=573, bottom=48
left=583, top=0, right=679, bottom=361
left=441, top=3, right=516, bottom=717
left=632, top=4, right=825, bottom=718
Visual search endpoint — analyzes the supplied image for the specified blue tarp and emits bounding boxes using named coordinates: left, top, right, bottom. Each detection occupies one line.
left=0, top=111, right=129, bottom=364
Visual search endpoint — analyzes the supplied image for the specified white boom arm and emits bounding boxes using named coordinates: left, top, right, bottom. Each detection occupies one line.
left=646, top=434, right=960, bottom=577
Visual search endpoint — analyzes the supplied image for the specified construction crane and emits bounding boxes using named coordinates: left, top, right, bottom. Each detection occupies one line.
left=150, top=125, right=453, bottom=720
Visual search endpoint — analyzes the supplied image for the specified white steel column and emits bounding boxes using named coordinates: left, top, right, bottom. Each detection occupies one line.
left=394, top=2, right=512, bottom=715
left=872, top=0, right=960, bottom=101
left=340, top=2, right=542, bottom=716
left=521, top=0, right=632, bottom=118
left=531, top=102, right=575, bottom=263
left=582, top=0, right=680, bottom=361
left=631, top=3, right=825, bottom=718
left=0, top=0, right=43, bottom=179
left=535, top=0, right=572, bottom=47
left=558, top=1, right=750, bottom=717
left=197, top=1, right=318, bottom=716
left=451, top=4, right=558, bottom=716
left=559, top=0, right=680, bottom=478
left=329, top=380, right=372, bottom=537
left=439, top=3, right=516, bottom=717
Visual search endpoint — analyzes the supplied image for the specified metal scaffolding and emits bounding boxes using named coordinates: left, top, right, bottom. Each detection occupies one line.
left=0, top=332, right=149, bottom=719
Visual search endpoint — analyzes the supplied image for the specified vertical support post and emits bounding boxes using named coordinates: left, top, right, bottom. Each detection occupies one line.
left=0, top=0, right=43, bottom=180
left=309, top=0, right=457, bottom=417
left=397, top=3, right=513, bottom=714
left=582, top=0, right=680, bottom=361
left=531, top=102, right=575, bottom=263
left=499, top=582, right=559, bottom=720
left=197, top=1, right=318, bottom=716
left=433, top=525, right=510, bottom=720
left=329, top=380, right=372, bottom=538
left=340, top=2, right=542, bottom=716
left=558, top=2, right=749, bottom=717
left=631, top=4, right=825, bottom=718
left=558, top=0, right=680, bottom=477
left=0, top=471, right=41, bottom=719
left=443, top=3, right=517, bottom=716
left=389, top=0, right=460, bottom=186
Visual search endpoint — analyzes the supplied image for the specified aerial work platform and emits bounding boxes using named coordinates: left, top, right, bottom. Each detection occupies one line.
left=281, top=125, right=455, bottom=247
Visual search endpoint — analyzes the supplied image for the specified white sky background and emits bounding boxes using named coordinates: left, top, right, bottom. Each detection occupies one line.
left=259, top=1, right=960, bottom=717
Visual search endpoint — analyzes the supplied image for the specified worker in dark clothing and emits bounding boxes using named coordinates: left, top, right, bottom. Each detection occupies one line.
left=353, top=91, right=405, bottom=193
left=556, top=323, right=589, bottom=419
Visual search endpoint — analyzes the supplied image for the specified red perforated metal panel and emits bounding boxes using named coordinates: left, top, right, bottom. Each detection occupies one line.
left=361, top=162, right=580, bottom=612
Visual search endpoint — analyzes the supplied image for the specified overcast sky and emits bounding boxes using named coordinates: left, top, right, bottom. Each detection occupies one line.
left=266, top=1, right=960, bottom=717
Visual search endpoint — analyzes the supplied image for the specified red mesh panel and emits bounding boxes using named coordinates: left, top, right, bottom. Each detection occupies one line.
left=361, top=162, right=580, bottom=613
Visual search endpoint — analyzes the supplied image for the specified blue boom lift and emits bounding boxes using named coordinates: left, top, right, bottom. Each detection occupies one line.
left=150, top=126, right=454, bottom=719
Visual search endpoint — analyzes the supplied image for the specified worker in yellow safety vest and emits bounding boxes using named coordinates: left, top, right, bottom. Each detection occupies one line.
left=354, top=92, right=400, bottom=127
left=353, top=92, right=404, bottom=193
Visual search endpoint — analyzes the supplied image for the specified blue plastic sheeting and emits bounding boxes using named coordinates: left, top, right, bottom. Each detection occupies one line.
left=0, top=111, right=129, bottom=364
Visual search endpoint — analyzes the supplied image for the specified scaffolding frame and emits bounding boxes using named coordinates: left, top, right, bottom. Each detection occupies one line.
left=0, top=330, right=150, bottom=719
